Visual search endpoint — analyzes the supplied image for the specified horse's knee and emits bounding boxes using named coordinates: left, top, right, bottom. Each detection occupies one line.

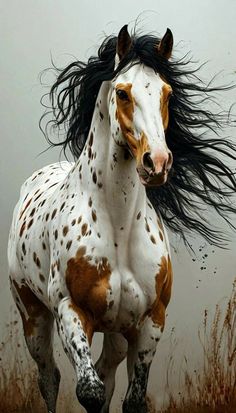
left=76, top=376, right=106, bottom=413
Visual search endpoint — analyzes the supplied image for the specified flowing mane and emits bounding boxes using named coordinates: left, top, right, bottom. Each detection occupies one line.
left=42, top=31, right=236, bottom=246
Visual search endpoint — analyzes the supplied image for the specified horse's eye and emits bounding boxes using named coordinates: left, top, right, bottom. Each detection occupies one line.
left=116, top=89, right=129, bottom=101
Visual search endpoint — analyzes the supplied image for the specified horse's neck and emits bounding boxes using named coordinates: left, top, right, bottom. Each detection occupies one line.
left=73, top=82, right=147, bottom=228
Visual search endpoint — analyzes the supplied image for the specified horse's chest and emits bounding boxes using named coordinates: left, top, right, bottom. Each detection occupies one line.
left=64, top=237, right=164, bottom=332
left=55, top=204, right=168, bottom=331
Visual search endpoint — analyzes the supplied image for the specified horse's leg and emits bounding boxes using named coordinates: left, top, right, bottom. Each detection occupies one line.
left=10, top=279, right=60, bottom=413
left=122, top=318, right=163, bottom=413
left=56, top=297, right=105, bottom=413
left=95, top=332, right=128, bottom=413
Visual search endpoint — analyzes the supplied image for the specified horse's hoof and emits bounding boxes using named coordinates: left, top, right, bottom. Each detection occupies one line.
left=76, top=377, right=106, bottom=413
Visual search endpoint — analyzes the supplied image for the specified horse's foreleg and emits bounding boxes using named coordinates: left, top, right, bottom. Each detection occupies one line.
left=95, top=332, right=127, bottom=413
left=56, top=297, right=105, bottom=413
left=123, top=318, right=163, bottom=413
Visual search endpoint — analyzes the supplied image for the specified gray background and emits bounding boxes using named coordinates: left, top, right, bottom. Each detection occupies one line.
left=1, top=0, right=236, bottom=411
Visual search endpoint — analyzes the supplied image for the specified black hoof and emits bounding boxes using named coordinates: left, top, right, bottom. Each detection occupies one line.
left=76, top=377, right=106, bottom=413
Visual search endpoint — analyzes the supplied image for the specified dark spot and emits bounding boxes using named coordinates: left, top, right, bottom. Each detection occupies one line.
left=33, top=252, right=41, bottom=268
left=137, top=211, right=141, bottom=220
left=60, top=202, right=65, bottom=212
left=39, top=273, right=45, bottom=282
left=81, top=223, right=88, bottom=236
left=92, top=210, right=97, bottom=222
left=66, top=240, right=72, bottom=250
left=92, top=171, right=97, bottom=184
left=71, top=219, right=76, bottom=226
left=54, top=230, right=58, bottom=240
left=145, top=219, right=150, bottom=232
left=30, top=208, right=36, bottom=217
left=22, top=243, right=26, bottom=255
left=63, top=226, right=69, bottom=236
left=150, top=235, right=156, bottom=244
left=88, top=197, right=92, bottom=207
left=27, top=219, right=34, bottom=229
left=99, top=111, right=104, bottom=120
left=42, top=242, right=46, bottom=250
left=45, top=213, right=49, bottom=221
left=124, top=148, right=130, bottom=160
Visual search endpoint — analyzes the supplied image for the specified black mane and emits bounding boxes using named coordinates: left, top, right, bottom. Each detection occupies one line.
left=42, top=31, right=236, bottom=247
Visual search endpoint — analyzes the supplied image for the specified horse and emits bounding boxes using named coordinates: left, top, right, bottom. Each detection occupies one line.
left=8, top=25, right=236, bottom=413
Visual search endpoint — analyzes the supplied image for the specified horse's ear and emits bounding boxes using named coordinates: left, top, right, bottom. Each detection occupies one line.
left=157, top=28, right=173, bottom=60
left=116, top=24, right=132, bottom=61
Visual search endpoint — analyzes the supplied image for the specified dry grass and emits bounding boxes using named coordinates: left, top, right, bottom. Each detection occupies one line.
left=0, top=310, right=46, bottom=413
left=161, top=279, right=236, bottom=413
left=0, top=280, right=235, bottom=413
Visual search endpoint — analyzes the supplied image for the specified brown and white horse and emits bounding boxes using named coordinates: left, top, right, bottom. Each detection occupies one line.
left=8, top=24, right=236, bottom=413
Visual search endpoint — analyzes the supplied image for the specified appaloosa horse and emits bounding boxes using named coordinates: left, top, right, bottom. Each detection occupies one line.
left=8, top=25, right=236, bottom=413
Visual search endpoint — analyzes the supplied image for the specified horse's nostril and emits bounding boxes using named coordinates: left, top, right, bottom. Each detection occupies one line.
left=167, top=151, right=173, bottom=171
left=143, top=152, right=154, bottom=172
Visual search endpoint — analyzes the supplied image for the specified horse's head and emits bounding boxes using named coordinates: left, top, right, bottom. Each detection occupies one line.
left=109, top=25, right=173, bottom=187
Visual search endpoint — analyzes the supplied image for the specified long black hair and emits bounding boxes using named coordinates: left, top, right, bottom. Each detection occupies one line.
left=41, top=30, right=236, bottom=247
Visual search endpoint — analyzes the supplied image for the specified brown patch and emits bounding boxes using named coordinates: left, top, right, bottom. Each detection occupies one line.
left=151, top=255, right=173, bottom=331
left=77, top=216, right=82, bottom=224
left=145, top=218, right=150, bottom=232
left=91, top=210, right=97, bottom=222
left=71, top=219, right=76, bottom=226
left=51, top=209, right=57, bottom=219
left=89, top=131, right=93, bottom=146
left=160, top=83, right=172, bottom=130
left=69, top=301, right=94, bottom=345
left=159, top=231, right=164, bottom=241
left=63, top=226, right=69, bottom=236
left=135, top=132, right=150, bottom=165
left=116, top=83, right=134, bottom=138
left=19, top=221, right=26, bottom=237
left=150, top=235, right=156, bottom=244
left=19, top=198, right=32, bottom=220
left=66, top=246, right=111, bottom=329
left=12, top=280, right=48, bottom=336
left=81, top=223, right=88, bottom=236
